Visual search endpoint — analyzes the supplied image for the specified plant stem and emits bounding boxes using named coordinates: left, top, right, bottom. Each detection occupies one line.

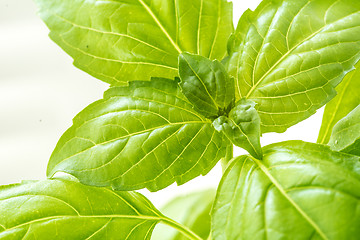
left=162, top=217, right=203, bottom=240
left=221, top=144, right=233, bottom=173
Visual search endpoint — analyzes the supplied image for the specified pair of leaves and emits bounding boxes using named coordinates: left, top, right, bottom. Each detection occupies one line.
left=36, top=0, right=360, bottom=137
left=213, top=99, right=262, bottom=160
left=212, top=141, right=360, bottom=239
left=227, top=0, right=360, bottom=133
left=4, top=141, right=360, bottom=240
left=47, top=52, right=265, bottom=193
left=35, top=0, right=241, bottom=192
left=178, top=53, right=235, bottom=119
left=179, top=53, right=262, bottom=159
left=35, top=0, right=233, bottom=84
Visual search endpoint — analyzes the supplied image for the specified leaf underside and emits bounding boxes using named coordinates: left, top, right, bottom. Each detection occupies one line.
left=342, top=138, right=360, bottom=157
left=0, top=179, right=164, bottom=240
left=34, top=0, right=233, bottom=85
left=47, top=78, right=229, bottom=192
left=212, top=141, right=360, bottom=240
left=318, top=62, right=360, bottom=144
left=227, top=0, right=360, bottom=133
left=329, top=104, right=360, bottom=155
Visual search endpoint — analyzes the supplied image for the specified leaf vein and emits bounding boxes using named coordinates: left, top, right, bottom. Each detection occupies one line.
left=84, top=218, right=112, bottom=240
left=149, top=124, right=206, bottom=183
left=118, top=125, right=184, bottom=180
left=137, top=0, right=182, bottom=53
left=245, top=8, right=360, bottom=98
left=57, top=34, right=178, bottom=70
left=251, top=156, right=329, bottom=240
left=52, top=121, right=206, bottom=172
left=53, top=13, right=171, bottom=55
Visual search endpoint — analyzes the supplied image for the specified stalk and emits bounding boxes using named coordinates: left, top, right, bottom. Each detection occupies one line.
left=162, top=217, right=203, bottom=240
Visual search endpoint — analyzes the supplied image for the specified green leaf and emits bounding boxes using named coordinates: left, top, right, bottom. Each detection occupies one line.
left=151, top=189, right=215, bottom=240
left=0, top=179, right=167, bottom=240
left=47, top=78, right=229, bottom=192
left=318, top=63, right=360, bottom=144
left=178, top=53, right=235, bottom=118
left=34, top=0, right=233, bottom=85
left=211, top=141, right=360, bottom=240
left=329, top=104, right=360, bottom=156
left=213, top=99, right=262, bottom=159
left=227, top=0, right=360, bottom=133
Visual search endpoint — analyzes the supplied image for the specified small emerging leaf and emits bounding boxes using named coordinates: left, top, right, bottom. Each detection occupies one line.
left=178, top=53, right=235, bottom=119
left=34, top=0, right=234, bottom=84
left=318, top=62, right=360, bottom=144
left=227, top=0, right=360, bottom=133
left=47, top=78, right=229, bottom=192
left=151, top=189, right=215, bottom=240
left=213, top=99, right=262, bottom=159
left=0, top=179, right=164, bottom=239
left=212, top=141, right=360, bottom=240
left=329, top=104, right=360, bottom=156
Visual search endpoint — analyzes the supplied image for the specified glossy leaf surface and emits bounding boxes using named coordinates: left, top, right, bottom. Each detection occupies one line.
left=227, top=0, right=360, bottom=133
left=34, top=0, right=233, bottom=85
left=212, top=141, right=360, bottom=240
left=178, top=53, right=235, bottom=119
left=329, top=104, right=360, bottom=156
left=152, top=189, right=215, bottom=240
left=0, top=179, right=164, bottom=239
left=213, top=99, right=262, bottom=159
left=318, top=63, right=360, bottom=144
left=47, top=78, right=229, bottom=192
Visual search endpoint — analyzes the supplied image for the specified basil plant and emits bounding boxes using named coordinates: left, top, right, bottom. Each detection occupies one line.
left=1, top=0, right=360, bottom=239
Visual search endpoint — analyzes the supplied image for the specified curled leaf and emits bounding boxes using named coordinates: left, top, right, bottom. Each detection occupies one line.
left=178, top=53, right=235, bottom=119
left=329, top=104, right=360, bottom=156
left=213, top=99, right=262, bottom=159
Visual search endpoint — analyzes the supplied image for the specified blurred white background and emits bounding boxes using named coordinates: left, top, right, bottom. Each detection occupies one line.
left=0, top=0, right=323, bottom=208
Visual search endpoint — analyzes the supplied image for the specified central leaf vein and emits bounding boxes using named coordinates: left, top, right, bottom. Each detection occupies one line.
left=137, top=0, right=182, bottom=54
